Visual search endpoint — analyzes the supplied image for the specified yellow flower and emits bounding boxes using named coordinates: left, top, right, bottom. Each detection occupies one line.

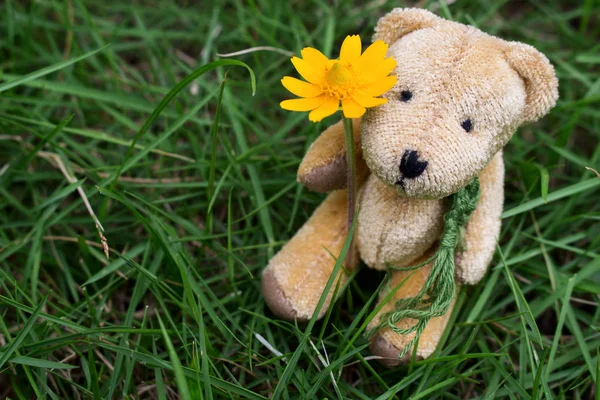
left=280, top=35, right=397, bottom=122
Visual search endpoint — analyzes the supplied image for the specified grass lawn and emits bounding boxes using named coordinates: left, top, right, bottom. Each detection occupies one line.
left=1, top=0, right=599, bottom=398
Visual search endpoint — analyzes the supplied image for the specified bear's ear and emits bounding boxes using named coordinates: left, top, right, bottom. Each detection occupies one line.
left=373, top=8, right=441, bottom=45
left=505, top=42, right=559, bottom=123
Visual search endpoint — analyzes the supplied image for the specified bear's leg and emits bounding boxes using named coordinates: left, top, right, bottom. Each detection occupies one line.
left=367, top=251, right=457, bottom=367
left=262, top=189, right=356, bottom=321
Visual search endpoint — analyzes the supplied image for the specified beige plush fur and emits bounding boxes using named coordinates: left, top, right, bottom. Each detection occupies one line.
left=357, top=175, right=445, bottom=270
left=262, top=189, right=353, bottom=320
left=262, top=8, right=558, bottom=364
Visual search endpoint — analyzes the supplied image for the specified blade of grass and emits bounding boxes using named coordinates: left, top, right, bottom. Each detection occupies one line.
left=502, top=178, right=600, bottom=218
left=206, top=74, right=227, bottom=233
left=108, top=59, right=255, bottom=187
left=271, top=212, right=357, bottom=400
left=0, top=114, right=73, bottom=186
left=156, top=312, right=192, bottom=400
left=0, top=294, right=48, bottom=369
left=6, top=355, right=77, bottom=370
left=0, top=46, right=107, bottom=92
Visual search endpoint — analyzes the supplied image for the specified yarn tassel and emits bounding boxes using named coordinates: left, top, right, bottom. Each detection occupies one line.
left=367, top=177, right=481, bottom=359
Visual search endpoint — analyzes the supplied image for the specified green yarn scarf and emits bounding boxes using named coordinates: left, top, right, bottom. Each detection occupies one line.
left=367, top=177, right=481, bottom=359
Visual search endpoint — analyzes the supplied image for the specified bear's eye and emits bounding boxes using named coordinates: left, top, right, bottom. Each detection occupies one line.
left=461, top=119, right=473, bottom=133
left=400, top=90, right=412, bottom=102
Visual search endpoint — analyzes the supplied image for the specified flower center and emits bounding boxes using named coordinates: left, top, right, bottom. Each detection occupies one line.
left=323, top=62, right=357, bottom=99
left=325, top=62, right=352, bottom=86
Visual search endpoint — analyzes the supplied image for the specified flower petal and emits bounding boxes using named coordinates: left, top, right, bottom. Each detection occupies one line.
left=357, top=40, right=388, bottom=64
left=300, top=47, right=329, bottom=69
left=342, top=97, right=366, bottom=118
left=308, top=96, right=339, bottom=122
left=340, top=35, right=362, bottom=64
left=356, top=40, right=393, bottom=77
left=291, top=56, right=325, bottom=84
left=281, top=76, right=323, bottom=98
left=280, top=95, right=327, bottom=111
left=358, top=58, right=397, bottom=86
left=352, top=91, right=388, bottom=108
left=360, top=75, right=397, bottom=97
left=373, top=58, right=397, bottom=78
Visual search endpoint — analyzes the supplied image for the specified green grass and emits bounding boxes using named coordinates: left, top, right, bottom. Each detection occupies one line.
left=1, top=0, right=599, bottom=398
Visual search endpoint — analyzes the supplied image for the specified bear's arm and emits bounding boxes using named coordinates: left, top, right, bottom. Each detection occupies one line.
left=455, top=151, right=504, bottom=285
left=297, top=119, right=369, bottom=192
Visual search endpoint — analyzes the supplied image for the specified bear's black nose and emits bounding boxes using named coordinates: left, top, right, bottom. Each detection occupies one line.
left=399, top=150, right=428, bottom=179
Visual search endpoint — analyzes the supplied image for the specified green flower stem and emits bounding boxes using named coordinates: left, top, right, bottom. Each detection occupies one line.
left=343, top=116, right=357, bottom=267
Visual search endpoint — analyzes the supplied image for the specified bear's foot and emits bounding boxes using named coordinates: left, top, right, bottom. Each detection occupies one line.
left=262, top=189, right=357, bottom=321
left=367, top=253, right=457, bottom=366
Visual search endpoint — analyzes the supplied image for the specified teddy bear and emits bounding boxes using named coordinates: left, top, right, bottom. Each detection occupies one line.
left=261, top=8, right=558, bottom=365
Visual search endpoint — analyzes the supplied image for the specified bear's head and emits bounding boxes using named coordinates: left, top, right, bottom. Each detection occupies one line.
left=361, top=8, right=558, bottom=199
